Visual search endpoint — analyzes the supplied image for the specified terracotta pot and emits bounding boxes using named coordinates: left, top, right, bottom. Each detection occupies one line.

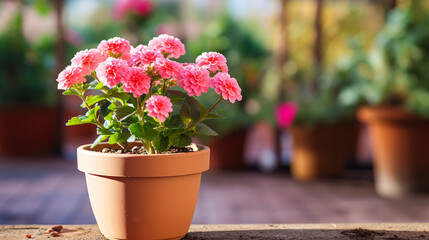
left=358, top=106, right=429, bottom=197
left=77, top=142, right=210, bottom=240
left=205, top=129, right=246, bottom=170
left=0, top=106, right=59, bottom=156
left=291, top=121, right=359, bottom=180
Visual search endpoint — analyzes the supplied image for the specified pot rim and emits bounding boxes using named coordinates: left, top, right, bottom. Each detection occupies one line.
left=358, top=105, right=422, bottom=123
left=77, top=142, right=210, bottom=177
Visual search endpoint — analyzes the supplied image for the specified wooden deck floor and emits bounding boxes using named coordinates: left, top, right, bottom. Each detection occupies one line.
left=1, top=159, right=429, bottom=225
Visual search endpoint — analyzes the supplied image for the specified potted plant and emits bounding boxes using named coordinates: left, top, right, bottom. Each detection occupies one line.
left=0, top=8, right=58, bottom=156
left=58, top=35, right=241, bottom=239
left=271, top=56, right=361, bottom=180
left=357, top=2, right=429, bottom=197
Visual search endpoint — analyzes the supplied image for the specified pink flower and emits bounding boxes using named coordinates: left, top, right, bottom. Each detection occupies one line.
left=211, top=72, right=242, bottom=103
left=275, top=102, right=298, bottom=129
left=122, top=67, right=151, bottom=97
left=130, top=45, right=163, bottom=67
left=95, top=58, right=130, bottom=88
left=98, top=37, right=131, bottom=60
left=196, top=52, right=228, bottom=73
left=153, top=58, right=183, bottom=80
left=56, top=65, right=86, bottom=90
left=71, top=49, right=105, bottom=76
left=148, top=34, right=185, bottom=59
left=178, top=65, right=210, bottom=97
left=145, top=95, right=173, bottom=122
left=112, top=0, right=153, bottom=21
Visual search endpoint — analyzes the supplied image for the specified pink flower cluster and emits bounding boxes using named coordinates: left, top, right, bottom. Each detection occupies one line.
left=211, top=72, right=242, bottom=103
left=148, top=34, right=185, bottom=59
left=57, top=66, right=85, bottom=90
left=196, top=52, right=228, bottom=73
left=122, top=67, right=151, bottom=97
left=145, top=95, right=173, bottom=122
left=58, top=34, right=243, bottom=124
left=98, top=37, right=131, bottom=59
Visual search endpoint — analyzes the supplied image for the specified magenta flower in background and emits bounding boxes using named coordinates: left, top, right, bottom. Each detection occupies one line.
left=112, top=0, right=154, bottom=21
left=145, top=95, right=173, bottom=122
left=56, top=65, right=85, bottom=90
left=275, top=102, right=298, bottom=129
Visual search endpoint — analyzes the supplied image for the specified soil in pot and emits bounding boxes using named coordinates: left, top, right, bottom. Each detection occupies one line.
left=291, top=121, right=359, bottom=180
left=77, top=142, right=210, bottom=240
left=358, top=106, right=429, bottom=198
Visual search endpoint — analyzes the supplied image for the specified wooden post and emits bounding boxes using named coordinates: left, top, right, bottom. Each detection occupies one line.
left=313, top=0, right=323, bottom=73
left=54, top=0, right=65, bottom=155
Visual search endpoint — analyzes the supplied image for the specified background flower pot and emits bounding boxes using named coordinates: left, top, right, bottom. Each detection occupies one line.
left=291, top=121, right=359, bottom=180
left=358, top=106, right=429, bottom=198
left=205, top=129, right=246, bottom=170
left=77, top=143, right=210, bottom=240
left=0, top=106, right=58, bottom=157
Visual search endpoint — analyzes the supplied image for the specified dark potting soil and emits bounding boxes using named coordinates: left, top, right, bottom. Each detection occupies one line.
left=99, top=144, right=196, bottom=154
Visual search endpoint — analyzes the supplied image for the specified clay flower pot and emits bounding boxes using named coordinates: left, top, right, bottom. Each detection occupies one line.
left=77, top=143, right=210, bottom=240
left=358, top=106, right=429, bottom=198
left=291, top=122, right=358, bottom=180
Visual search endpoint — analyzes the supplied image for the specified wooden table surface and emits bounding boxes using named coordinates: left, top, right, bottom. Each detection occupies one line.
left=1, top=223, right=429, bottom=239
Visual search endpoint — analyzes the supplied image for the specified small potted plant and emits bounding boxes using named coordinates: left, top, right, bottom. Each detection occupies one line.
left=57, top=35, right=241, bottom=239
left=357, top=2, right=429, bottom=197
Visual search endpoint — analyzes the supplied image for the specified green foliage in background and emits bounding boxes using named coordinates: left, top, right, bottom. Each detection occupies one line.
left=365, top=2, right=429, bottom=116
left=0, top=10, right=55, bottom=106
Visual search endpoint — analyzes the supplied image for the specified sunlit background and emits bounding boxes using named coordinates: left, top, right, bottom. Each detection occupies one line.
left=2, top=0, right=429, bottom=225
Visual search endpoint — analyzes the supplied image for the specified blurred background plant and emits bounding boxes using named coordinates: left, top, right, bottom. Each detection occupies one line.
left=364, top=1, right=429, bottom=116
left=0, top=3, right=56, bottom=107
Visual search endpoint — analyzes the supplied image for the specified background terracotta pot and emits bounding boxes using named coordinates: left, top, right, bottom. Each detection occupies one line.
left=291, top=121, right=359, bottom=180
left=0, top=106, right=59, bottom=156
left=358, top=106, right=429, bottom=198
left=77, top=143, right=210, bottom=240
left=205, top=129, right=246, bottom=170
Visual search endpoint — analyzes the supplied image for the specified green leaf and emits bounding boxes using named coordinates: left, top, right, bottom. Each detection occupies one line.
left=97, top=128, right=114, bottom=135
left=171, top=134, right=192, bottom=147
left=129, top=123, right=159, bottom=140
left=86, top=95, right=107, bottom=106
left=113, top=106, right=136, bottom=122
left=180, top=96, right=200, bottom=126
left=66, top=115, right=92, bottom=126
left=110, top=92, right=131, bottom=101
left=67, top=106, right=100, bottom=126
left=194, top=123, right=218, bottom=136
left=129, top=123, right=144, bottom=138
left=109, top=132, right=131, bottom=145
left=62, top=88, right=80, bottom=96
left=164, top=115, right=184, bottom=129
left=91, top=135, right=109, bottom=149
left=143, top=124, right=159, bottom=140
left=153, top=135, right=171, bottom=152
